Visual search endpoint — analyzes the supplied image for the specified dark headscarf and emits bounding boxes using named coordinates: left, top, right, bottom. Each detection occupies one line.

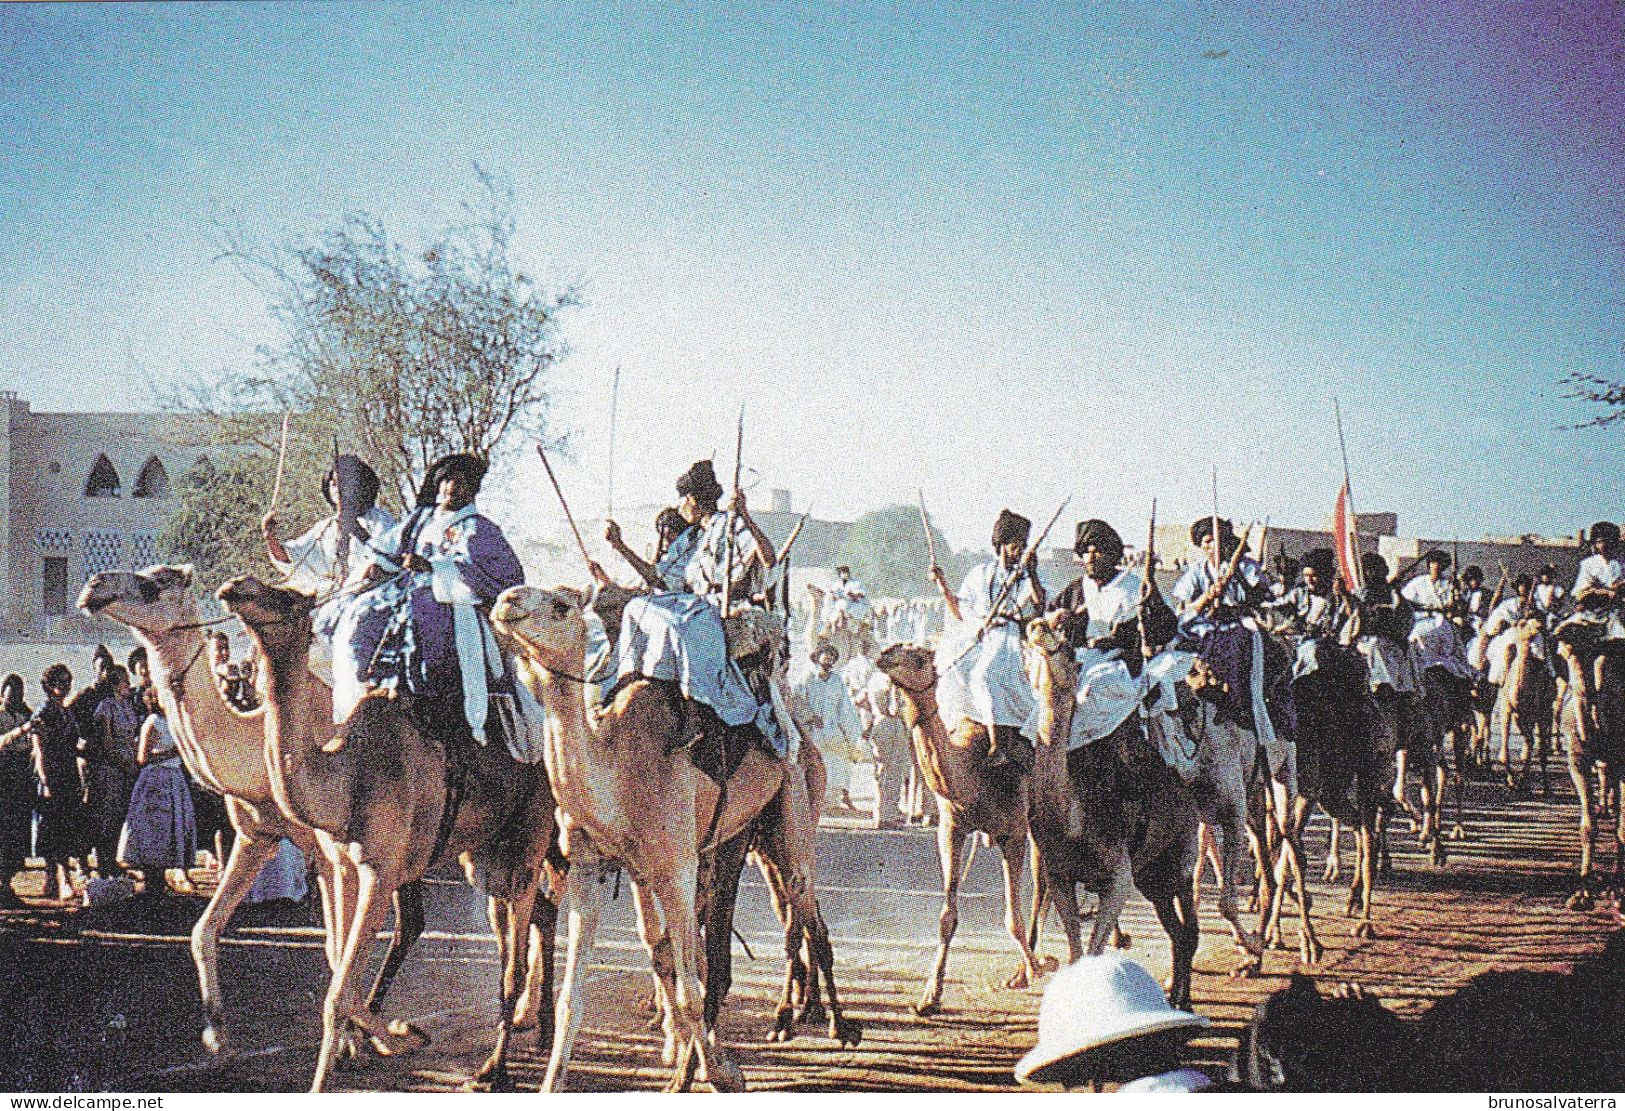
left=1073, top=519, right=1124, bottom=566
left=1189, top=517, right=1236, bottom=547
left=1361, top=552, right=1390, bottom=587
left=1302, top=547, right=1336, bottom=579
left=1424, top=548, right=1451, bottom=569
left=324, top=455, right=381, bottom=513
left=992, top=509, right=1031, bottom=549
left=1462, top=565, right=1484, bottom=585
left=1589, top=521, right=1620, bottom=546
left=676, top=459, right=724, bottom=503
left=416, top=453, right=488, bottom=508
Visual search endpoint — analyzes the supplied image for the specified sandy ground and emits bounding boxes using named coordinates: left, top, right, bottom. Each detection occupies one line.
left=0, top=763, right=1619, bottom=1094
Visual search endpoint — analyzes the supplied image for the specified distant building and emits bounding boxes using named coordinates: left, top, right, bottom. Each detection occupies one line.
left=0, top=391, right=231, bottom=640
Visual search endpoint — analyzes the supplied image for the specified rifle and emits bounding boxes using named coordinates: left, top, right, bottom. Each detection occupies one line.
left=720, top=406, right=745, bottom=616
left=1139, top=499, right=1157, bottom=659
left=268, top=410, right=291, bottom=515
left=1194, top=521, right=1255, bottom=618
left=917, top=488, right=939, bottom=575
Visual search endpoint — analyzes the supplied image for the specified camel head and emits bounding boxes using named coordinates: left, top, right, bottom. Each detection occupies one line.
left=1022, top=615, right=1077, bottom=693
left=78, top=564, right=201, bottom=635
left=216, top=574, right=317, bottom=656
left=490, top=585, right=588, bottom=672
left=875, top=643, right=936, bottom=695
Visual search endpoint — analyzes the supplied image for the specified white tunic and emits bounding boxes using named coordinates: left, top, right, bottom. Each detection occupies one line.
left=272, top=506, right=398, bottom=594
left=1571, top=553, right=1625, bottom=638
left=938, top=560, right=1042, bottom=730
left=1401, top=574, right=1474, bottom=681
left=1059, top=569, right=1145, bottom=748
left=795, top=670, right=867, bottom=796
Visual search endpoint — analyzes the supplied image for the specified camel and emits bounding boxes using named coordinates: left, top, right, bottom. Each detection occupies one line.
left=1401, top=666, right=1471, bottom=866
left=216, top=575, right=559, bottom=1093
left=490, top=584, right=858, bottom=1093
left=1495, top=620, right=1556, bottom=794
left=76, top=566, right=428, bottom=1059
left=872, top=642, right=1049, bottom=1015
left=1288, top=641, right=1398, bottom=940
left=1556, top=639, right=1625, bottom=909
left=1022, top=620, right=1201, bottom=1007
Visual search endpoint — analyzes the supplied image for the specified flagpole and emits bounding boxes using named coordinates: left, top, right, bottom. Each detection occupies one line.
left=1335, top=397, right=1363, bottom=590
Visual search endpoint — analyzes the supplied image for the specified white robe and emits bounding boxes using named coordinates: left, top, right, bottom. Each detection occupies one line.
left=1401, top=575, right=1475, bottom=681
left=939, top=560, right=1042, bottom=731
left=796, top=670, right=866, bottom=799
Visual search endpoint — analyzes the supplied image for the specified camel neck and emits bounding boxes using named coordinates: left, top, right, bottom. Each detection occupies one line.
left=142, top=626, right=272, bottom=804
left=255, top=628, right=327, bottom=828
left=522, top=653, right=598, bottom=822
left=896, top=685, right=977, bottom=803
left=1029, top=654, right=1077, bottom=806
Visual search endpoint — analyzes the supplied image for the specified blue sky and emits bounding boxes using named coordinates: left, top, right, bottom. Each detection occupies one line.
left=1, top=1, right=1620, bottom=550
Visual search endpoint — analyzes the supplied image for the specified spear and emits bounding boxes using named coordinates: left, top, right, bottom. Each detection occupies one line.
left=535, top=443, right=593, bottom=570
left=720, top=406, right=745, bottom=617
left=605, top=365, right=621, bottom=520
left=268, top=410, right=291, bottom=514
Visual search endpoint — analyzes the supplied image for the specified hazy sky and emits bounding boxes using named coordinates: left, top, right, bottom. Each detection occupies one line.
left=2, top=1, right=1621, bottom=551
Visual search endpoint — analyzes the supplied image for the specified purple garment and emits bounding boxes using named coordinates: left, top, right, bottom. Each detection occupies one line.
left=324, top=504, right=525, bottom=707
left=1192, top=625, right=1298, bottom=739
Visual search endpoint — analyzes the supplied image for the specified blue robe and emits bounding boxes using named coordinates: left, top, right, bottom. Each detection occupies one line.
left=319, top=502, right=525, bottom=741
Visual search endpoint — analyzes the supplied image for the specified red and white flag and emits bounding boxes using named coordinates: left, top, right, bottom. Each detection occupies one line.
left=1333, top=482, right=1363, bottom=592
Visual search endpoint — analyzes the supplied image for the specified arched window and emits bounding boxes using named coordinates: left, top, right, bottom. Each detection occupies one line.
left=85, top=454, right=121, bottom=498
left=133, top=456, right=168, bottom=498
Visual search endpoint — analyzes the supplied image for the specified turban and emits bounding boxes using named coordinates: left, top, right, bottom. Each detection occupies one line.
left=1073, top=519, right=1124, bottom=566
left=1302, top=547, right=1336, bottom=579
left=1588, top=521, right=1620, bottom=546
left=1462, top=565, right=1484, bottom=583
left=416, top=452, right=488, bottom=507
left=676, top=459, right=724, bottom=503
left=1361, top=551, right=1390, bottom=585
left=992, top=509, right=1031, bottom=549
left=324, top=455, right=381, bottom=514
left=1189, top=517, right=1236, bottom=546
left=1424, top=548, right=1451, bottom=568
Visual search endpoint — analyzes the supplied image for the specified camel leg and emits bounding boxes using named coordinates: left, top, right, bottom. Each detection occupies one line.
left=703, top=828, right=751, bottom=1036
left=366, top=880, right=426, bottom=1019
left=1325, top=818, right=1343, bottom=884
left=469, top=877, right=541, bottom=1092
left=513, top=892, right=559, bottom=1047
left=916, top=815, right=963, bottom=1016
left=1265, top=789, right=1322, bottom=965
left=995, top=832, right=1044, bottom=988
left=543, top=859, right=607, bottom=1093
left=1086, top=854, right=1135, bottom=956
left=192, top=831, right=280, bottom=1055
left=1500, top=703, right=1518, bottom=788
left=1212, top=794, right=1265, bottom=971
left=310, top=860, right=397, bottom=1093
left=651, top=864, right=745, bottom=1093
left=631, top=880, right=680, bottom=1067
left=1151, top=889, right=1199, bottom=1010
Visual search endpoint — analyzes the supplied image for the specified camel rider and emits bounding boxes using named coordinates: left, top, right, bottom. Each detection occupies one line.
left=318, top=453, right=528, bottom=744
left=932, top=509, right=1044, bottom=770
left=600, top=506, right=695, bottom=594
left=1046, top=518, right=1182, bottom=775
left=612, top=460, right=793, bottom=758
left=1474, top=575, right=1551, bottom=687
left=1399, top=549, right=1478, bottom=720
left=1342, top=552, right=1418, bottom=796
left=1554, top=521, right=1625, bottom=738
left=1534, top=564, right=1568, bottom=626
left=1172, top=517, right=1297, bottom=790
left=262, top=455, right=398, bottom=596
left=1263, top=548, right=1344, bottom=681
